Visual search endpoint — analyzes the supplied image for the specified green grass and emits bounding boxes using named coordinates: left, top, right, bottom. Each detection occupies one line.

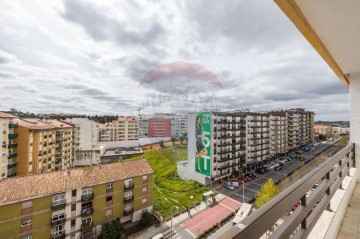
left=128, top=145, right=209, bottom=218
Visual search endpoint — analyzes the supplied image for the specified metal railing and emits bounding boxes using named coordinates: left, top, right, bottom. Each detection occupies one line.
left=222, top=143, right=355, bottom=239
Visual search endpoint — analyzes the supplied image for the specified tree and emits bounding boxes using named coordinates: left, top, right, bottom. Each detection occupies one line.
left=318, top=134, right=327, bottom=141
left=99, top=220, right=124, bottom=239
left=159, top=140, right=165, bottom=148
left=179, top=136, right=184, bottom=144
left=171, top=137, right=176, bottom=146
left=255, top=178, right=280, bottom=208
left=140, top=210, right=153, bottom=226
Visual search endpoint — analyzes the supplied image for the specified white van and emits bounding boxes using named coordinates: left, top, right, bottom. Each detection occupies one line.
left=152, top=233, right=164, bottom=239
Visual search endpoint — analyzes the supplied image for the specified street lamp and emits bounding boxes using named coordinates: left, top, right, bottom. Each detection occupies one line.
left=239, top=171, right=245, bottom=204
left=165, top=198, right=179, bottom=239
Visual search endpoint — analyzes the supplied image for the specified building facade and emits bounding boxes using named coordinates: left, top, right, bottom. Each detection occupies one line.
left=0, top=159, right=154, bottom=239
left=98, top=117, right=138, bottom=142
left=0, top=112, right=18, bottom=179
left=314, top=124, right=333, bottom=138
left=147, top=118, right=171, bottom=137
left=65, top=118, right=102, bottom=167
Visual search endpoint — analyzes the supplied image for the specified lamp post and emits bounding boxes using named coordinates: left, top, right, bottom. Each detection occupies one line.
left=239, top=171, right=245, bottom=204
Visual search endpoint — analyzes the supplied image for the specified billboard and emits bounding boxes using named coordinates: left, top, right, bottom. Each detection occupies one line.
left=194, top=112, right=211, bottom=176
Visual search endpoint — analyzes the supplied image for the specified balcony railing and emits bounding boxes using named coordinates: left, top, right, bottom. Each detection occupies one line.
left=7, top=171, right=16, bottom=177
left=81, top=193, right=94, bottom=202
left=51, top=218, right=66, bottom=226
left=81, top=222, right=93, bottom=232
left=124, top=183, right=134, bottom=191
left=8, top=153, right=17, bottom=159
left=8, top=133, right=17, bottom=139
left=51, top=231, right=65, bottom=239
left=222, top=143, right=355, bottom=239
left=124, top=195, right=134, bottom=203
left=81, top=207, right=93, bottom=216
left=124, top=208, right=133, bottom=216
left=51, top=201, right=66, bottom=211
left=7, top=161, right=16, bottom=169
left=8, top=143, right=17, bottom=149
left=9, top=123, right=18, bottom=128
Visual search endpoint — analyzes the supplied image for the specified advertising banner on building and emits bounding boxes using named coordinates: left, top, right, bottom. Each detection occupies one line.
left=194, top=112, right=211, bottom=176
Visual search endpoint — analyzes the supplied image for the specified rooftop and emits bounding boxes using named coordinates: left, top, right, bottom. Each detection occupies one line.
left=0, top=112, right=16, bottom=118
left=0, top=158, right=153, bottom=205
left=14, top=118, right=73, bottom=130
left=314, top=124, right=332, bottom=129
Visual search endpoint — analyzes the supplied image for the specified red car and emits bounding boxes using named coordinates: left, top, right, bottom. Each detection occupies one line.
left=292, top=202, right=300, bottom=211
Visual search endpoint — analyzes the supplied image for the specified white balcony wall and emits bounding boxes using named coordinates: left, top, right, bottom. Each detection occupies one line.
left=350, top=73, right=360, bottom=182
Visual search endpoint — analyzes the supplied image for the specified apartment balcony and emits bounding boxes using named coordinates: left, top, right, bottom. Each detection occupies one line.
left=8, top=123, right=18, bottom=128
left=124, top=208, right=134, bottom=216
left=81, top=222, right=93, bottom=232
left=51, top=218, right=66, bottom=226
left=51, top=231, right=65, bottom=239
left=8, top=153, right=17, bottom=159
left=223, top=143, right=356, bottom=238
left=8, top=133, right=17, bottom=139
left=124, top=195, right=134, bottom=203
left=51, top=201, right=66, bottom=211
left=7, top=161, right=16, bottom=169
left=81, top=206, right=93, bottom=217
left=8, top=143, right=17, bottom=148
left=7, top=171, right=16, bottom=177
left=81, top=193, right=94, bottom=202
left=124, top=183, right=134, bottom=191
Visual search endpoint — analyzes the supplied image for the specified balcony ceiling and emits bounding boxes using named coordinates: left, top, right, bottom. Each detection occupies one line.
left=275, top=0, right=360, bottom=88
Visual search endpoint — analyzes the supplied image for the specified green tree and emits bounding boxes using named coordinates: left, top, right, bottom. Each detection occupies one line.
left=179, top=136, right=184, bottom=144
left=99, top=220, right=124, bottom=239
left=159, top=140, right=165, bottom=148
left=171, top=137, right=176, bottom=146
left=140, top=210, right=153, bottom=226
left=255, top=178, right=280, bottom=208
left=318, top=134, right=327, bottom=141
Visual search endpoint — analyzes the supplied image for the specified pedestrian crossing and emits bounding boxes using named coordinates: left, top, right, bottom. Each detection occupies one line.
left=163, top=228, right=183, bottom=239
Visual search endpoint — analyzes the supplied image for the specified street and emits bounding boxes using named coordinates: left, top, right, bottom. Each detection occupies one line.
left=217, top=142, right=335, bottom=204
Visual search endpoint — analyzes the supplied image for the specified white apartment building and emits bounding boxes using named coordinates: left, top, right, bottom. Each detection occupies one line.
left=269, top=112, right=288, bottom=157
left=98, top=117, right=138, bottom=142
left=65, top=118, right=103, bottom=166
left=0, top=112, right=18, bottom=179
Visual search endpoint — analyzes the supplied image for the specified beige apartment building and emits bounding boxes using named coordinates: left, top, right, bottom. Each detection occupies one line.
left=314, top=124, right=333, bottom=138
left=14, top=119, right=74, bottom=176
left=0, top=159, right=154, bottom=239
left=269, top=112, right=288, bottom=157
left=98, top=117, right=138, bottom=142
left=0, top=112, right=18, bottom=179
left=287, top=108, right=315, bottom=149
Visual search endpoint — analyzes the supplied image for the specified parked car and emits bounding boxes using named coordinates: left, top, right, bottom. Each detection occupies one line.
left=327, top=151, right=335, bottom=157
left=230, top=181, right=240, bottom=188
left=224, top=182, right=235, bottom=191
left=245, top=172, right=258, bottom=179
left=299, top=156, right=305, bottom=161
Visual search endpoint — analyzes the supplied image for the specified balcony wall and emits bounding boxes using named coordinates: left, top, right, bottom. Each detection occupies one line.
left=350, top=73, right=360, bottom=182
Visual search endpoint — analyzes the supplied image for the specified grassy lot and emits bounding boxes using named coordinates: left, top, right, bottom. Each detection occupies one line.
left=128, top=144, right=209, bottom=218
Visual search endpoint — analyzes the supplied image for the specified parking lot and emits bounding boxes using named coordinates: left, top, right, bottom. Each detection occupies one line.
left=217, top=143, right=334, bottom=204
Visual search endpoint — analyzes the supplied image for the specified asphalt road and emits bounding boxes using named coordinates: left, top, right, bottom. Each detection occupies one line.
left=217, top=143, right=335, bottom=204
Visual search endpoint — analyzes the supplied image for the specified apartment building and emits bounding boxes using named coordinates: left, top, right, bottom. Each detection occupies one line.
left=269, top=112, right=288, bottom=157
left=333, top=126, right=350, bottom=135
left=179, top=108, right=314, bottom=184
left=98, top=117, right=138, bottom=142
left=118, top=116, right=138, bottom=141
left=138, top=113, right=188, bottom=138
left=314, top=124, right=333, bottom=138
left=14, top=119, right=74, bottom=176
left=147, top=118, right=171, bottom=137
left=65, top=118, right=102, bottom=166
left=0, top=112, right=18, bottom=179
left=246, top=113, right=270, bottom=164
left=0, top=159, right=154, bottom=239
left=212, top=112, right=247, bottom=179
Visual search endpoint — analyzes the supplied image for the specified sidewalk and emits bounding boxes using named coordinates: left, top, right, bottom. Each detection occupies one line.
left=132, top=193, right=227, bottom=239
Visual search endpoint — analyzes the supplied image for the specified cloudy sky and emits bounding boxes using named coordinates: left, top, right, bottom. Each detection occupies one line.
left=0, top=0, right=349, bottom=120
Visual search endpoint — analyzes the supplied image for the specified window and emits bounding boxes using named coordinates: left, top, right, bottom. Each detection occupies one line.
left=52, top=213, right=65, bottom=222
left=72, top=189, right=77, bottom=197
left=82, top=188, right=92, bottom=195
left=106, top=196, right=112, bottom=202
left=52, top=225, right=64, bottom=236
left=21, top=236, right=32, bottom=239
left=21, top=218, right=32, bottom=227
left=124, top=203, right=132, bottom=211
left=142, top=186, right=147, bottom=192
left=142, top=175, right=148, bottom=181
left=142, top=197, right=147, bottom=204
left=71, top=204, right=76, bottom=212
left=106, top=182, right=112, bottom=189
left=124, top=191, right=132, bottom=199
left=71, top=219, right=76, bottom=227
left=82, top=217, right=92, bottom=224
left=21, top=201, right=32, bottom=209
left=106, top=209, right=112, bottom=217
left=53, top=194, right=66, bottom=205
left=3, top=131, right=6, bottom=135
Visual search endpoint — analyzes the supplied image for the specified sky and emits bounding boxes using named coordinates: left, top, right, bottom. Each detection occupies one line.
left=0, top=0, right=349, bottom=120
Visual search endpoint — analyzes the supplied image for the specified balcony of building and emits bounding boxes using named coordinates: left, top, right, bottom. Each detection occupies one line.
left=124, top=182, right=134, bottom=191
left=8, top=133, right=17, bottom=139
left=124, top=195, right=134, bottom=203
left=51, top=230, right=65, bottom=239
left=8, top=152, right=17, bottom=159
left=51, top=200, right=66, bottom=211
left=81, top=202, right=93, bottom=217
left=8, top=143, right=17, bottom=149
left=51, top=217, right=66, bottom=227
left=81, top=193, right=94, bottom=202
left=7, top=160, right=16, bottom=169
left=81, top=222, right=93, bottom=232
left=8, top=123, right=18, bottom=128
left=124, top=208, right=134, bottom=216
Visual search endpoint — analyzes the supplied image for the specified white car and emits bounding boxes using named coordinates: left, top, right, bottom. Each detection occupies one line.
left=224, top=182, right=236, bottom=191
